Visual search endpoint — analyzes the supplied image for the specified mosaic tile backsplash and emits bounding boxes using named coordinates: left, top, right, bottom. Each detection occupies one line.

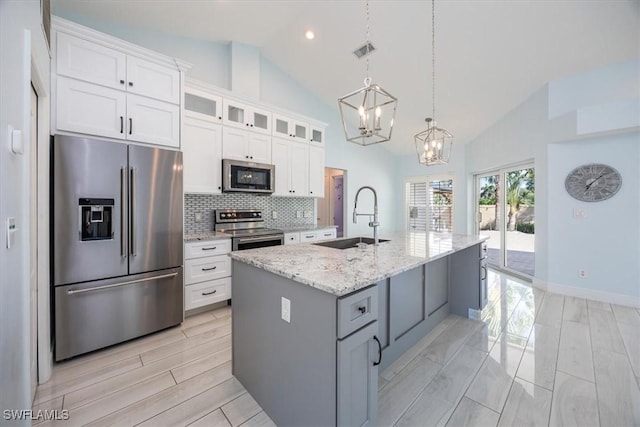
left=184, top=193, right=315, bottom=234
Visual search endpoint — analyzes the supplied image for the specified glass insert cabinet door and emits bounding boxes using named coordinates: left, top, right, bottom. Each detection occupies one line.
left=183, top=89, right=222, bottom=123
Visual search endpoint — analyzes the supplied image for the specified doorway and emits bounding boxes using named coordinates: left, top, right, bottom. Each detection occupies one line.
left=475, top=164, right=535, bottom=278
left=317, top=168, right=346, bottom=237
left=29, top=83, right=38, bottom=399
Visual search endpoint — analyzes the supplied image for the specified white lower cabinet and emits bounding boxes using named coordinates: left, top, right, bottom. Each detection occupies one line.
left=285, top=228, right=336, bottom=245
left=284, top=232, right=300, bottom=245
left=184, top=239, right=232, bottom=311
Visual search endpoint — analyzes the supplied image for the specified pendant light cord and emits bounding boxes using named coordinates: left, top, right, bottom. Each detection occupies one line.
left=365, top=0, right=371, bottom=82
left=432, top=0, right=436, bottom=121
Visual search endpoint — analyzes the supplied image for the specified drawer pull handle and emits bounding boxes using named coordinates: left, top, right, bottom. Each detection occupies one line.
left=202, top=289, right=217, bottom=296
left=202, top=247, right=217, bottom=251
left=324, top=233, right=332, bottom=237
left=357, top=306, right=367, bottom=314
left=373, top=335, right=382, bottom=366
left=201, top=266, right=217, bottom=271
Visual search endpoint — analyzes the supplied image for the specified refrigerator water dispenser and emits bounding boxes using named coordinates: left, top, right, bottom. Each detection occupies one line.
left=78, top=198, right=114, bottom=241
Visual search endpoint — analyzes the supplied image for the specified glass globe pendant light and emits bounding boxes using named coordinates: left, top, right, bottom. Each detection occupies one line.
left=338, top=0, right=398, bottom=146
left=415, top=0, right=453, bottom=165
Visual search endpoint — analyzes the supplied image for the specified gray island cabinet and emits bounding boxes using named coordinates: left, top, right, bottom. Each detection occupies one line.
left=231, top=232, right=487, bottom=427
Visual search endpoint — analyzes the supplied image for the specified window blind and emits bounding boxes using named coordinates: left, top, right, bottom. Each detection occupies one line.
left=406, top=178, right=453, bottom=232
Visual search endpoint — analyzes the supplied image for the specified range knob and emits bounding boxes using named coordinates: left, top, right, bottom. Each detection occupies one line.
left=220, top=213, right=227, bottom=218
left=253, top=213, right=258, bottom=217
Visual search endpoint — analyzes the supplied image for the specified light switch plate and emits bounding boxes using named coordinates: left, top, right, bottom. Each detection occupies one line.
left=272, top=211, right=277, bottom=219
left=195, top=212, right=203, bottom=222
left=281, top=297, right=291, bottom=323
left=304, top=211, right=312, bottom=218
left=296, top=211, right=302, bottom=218
left=6, top=217, right=16, bottom=248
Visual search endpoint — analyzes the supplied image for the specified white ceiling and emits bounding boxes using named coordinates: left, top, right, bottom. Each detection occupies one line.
left=52, top=0, right=640, bottom=155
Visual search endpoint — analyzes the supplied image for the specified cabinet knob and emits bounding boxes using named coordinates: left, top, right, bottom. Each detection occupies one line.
left=218, top=186, right=221, bottom=190
left=246, top=123, right=249, bottom=126
left=250, top=124, right=254, bottom=127
left=119, top=79, right=125, bottom=84
left=218, top=116, right=222, bottom=120
left=128, top=82, right=133, bottom=87
left=310, top=191, right=313, bottom=194
left=357, top=306, right=366, bottom=314
left=245, top=156, right=249, bottom=159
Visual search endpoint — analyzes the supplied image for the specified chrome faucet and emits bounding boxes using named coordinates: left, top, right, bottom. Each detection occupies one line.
left=353, top=186, right=380, bottom=245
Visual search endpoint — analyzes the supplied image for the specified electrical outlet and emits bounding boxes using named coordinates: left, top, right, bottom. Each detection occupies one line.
left=578, top=269, right=587, bottom=278
left=573, top=208, right=586, bottom=219
left=272, top=211, right=278, bottom=219
left=195, top=212, right=203, bottom=222
left=296, top=211, right=302, bottom=218
left=281, top=297, right=291, bottom=323
left=304, top=211, right=312, bottom=218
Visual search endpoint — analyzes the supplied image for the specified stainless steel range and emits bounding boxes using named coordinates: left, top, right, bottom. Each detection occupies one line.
left=214, top=209, right=284, bottom=251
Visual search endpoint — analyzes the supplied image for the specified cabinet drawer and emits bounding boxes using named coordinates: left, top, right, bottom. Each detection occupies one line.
left=337, top=285, right=379, bottom=339
left=284, top=232, right=300, bottom=245
left=300, top=231, right=318, bottom=242
left=316, top=228, right=336, bottom=241
left=185, top=239, right=231, bottom=259
left=185, top=255, right=231, bottom=284
left=185, top=277, right=231, bottom=310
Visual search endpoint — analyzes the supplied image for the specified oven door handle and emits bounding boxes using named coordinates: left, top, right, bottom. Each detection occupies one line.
left=237, top=235, right=283, bottom=244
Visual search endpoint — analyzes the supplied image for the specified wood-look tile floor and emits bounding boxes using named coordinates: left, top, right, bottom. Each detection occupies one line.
left=34, top=271, right=640, bottom=426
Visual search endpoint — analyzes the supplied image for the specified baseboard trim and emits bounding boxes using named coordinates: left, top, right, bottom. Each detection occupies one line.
left=532, top=278, right=640, bottom=308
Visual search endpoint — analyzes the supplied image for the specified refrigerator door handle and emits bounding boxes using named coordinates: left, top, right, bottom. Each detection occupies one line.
left=66, top=272, right=178, bottom=295
left=120, top=166, right=126, bottom=258
left=130, top=166, right=136, bottom=257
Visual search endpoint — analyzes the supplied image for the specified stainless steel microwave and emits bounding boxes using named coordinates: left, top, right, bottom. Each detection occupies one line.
left=222, top=159, right=275, bottom=194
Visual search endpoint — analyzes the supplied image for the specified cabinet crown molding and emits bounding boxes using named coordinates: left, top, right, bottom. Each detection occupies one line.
left=52, top=16, right=192, bottom=71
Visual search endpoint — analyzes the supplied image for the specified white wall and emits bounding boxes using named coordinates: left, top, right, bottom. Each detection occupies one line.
left=1, top=0, right=51, bottom=418
left=548, top=133, right=640, bottom=300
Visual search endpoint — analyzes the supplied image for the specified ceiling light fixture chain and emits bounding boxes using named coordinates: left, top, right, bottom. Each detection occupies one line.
left=365, top=0, right=370, bottom=85
left=414, top=0, right=453, bottom=166
left=431, top=0, right=436, bottom=120
left=337, top=0, right=398, bottom=146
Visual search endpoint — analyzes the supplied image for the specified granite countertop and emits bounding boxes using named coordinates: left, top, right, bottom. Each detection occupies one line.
left=184, top=231, right=230, bottom=242
left=278, top=225, right=338, bottom=233
left=230, top=231, right=488, bottom=296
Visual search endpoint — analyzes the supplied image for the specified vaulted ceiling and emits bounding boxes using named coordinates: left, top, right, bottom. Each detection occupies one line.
left=52, top=0, right=640, bottom=154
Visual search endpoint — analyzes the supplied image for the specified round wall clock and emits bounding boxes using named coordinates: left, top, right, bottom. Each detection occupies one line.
left=564, top=163, right=622, bottom=202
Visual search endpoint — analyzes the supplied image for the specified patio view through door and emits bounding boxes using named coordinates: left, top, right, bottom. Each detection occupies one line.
left=406, top=176, right=454, bottom=233
left=475, top=164, right=535, bottom=278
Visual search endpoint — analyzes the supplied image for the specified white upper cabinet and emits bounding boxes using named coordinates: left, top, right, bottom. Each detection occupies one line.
left=184, top=88, right=223, bottom=124
left=272, top=137, right=309, bottom=197
left=126, top=94, right=180, bottom=147
left=223, top=99, right=271, bottom=135
left=308, top=145, right=324, bottom=197
left=272, top=113, right=309, bottom=141
left=183, top=116, right=222, bottom=194
left=310, top=125, right=325, bottom=146
left=57, top=32, right=180, bottom=104
left=126, top=56, right=180, bottom=104
left=56, top=32, right=127, bottom=90
left=222, top=127, right=271, bottom=164
left=56, top=77, right=126, bottom=139
left=52, top=19, right=187, bottom=148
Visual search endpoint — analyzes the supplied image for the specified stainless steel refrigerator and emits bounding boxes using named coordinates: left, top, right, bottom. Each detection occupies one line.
left=52, top=134, right=184, bottom=361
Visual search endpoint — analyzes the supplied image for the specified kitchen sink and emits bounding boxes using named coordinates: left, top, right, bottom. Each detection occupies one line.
left=313, top=237, right=390, bottom=250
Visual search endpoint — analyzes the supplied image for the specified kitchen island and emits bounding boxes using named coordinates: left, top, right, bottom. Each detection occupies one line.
left=230, top=231, right=487, bottom=427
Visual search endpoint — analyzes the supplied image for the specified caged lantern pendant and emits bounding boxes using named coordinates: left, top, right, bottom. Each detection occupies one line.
left=415, top=0, right=453, bottom=165
left=338, top=0, right=398, bottom=146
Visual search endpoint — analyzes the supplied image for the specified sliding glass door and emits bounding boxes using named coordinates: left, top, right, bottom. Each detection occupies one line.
left=475, top=165, right=535, bottom=278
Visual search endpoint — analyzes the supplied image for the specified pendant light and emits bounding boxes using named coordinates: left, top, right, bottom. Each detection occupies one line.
left=415, top=0, right=453, bottom=165
left=338, top=0, right=398, bottom=146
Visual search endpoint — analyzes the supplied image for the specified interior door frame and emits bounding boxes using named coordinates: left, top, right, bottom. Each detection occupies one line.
left=473, top=160, right=535, bottom=279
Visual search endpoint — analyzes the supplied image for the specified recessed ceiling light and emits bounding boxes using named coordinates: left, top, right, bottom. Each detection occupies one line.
left=305, top=30, right=315, bottom=40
